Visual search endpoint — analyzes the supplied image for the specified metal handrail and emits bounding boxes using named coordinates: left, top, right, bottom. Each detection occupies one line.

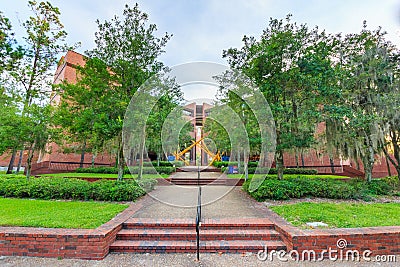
left=195, top=167, right=202, bottom=261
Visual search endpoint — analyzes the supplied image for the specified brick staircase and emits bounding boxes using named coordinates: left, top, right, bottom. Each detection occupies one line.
left=170, top=177, right=227, bottom=186
left=342, top=165, right=364, bottom=178
left=109, top=218, right=286, bottom=253
left=176, top=166, right=221, bottom=173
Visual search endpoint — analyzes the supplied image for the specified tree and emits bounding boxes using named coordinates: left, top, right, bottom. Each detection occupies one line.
left=0, top=11, right=22, bottom=73
left=0, top=88, right=26, bottom=155
left=145, top=77, right=185, bottom=165
left=327, top=23, right=397, bottom=182
left=5, top=1, right=74, bottom=177
left=24, top=104, right=53, bottom=180
left=55, top=57, right=116, bottom=168
left=223, top=15, right=337, bottom=179
left=85, top=4, right=171, bottom=180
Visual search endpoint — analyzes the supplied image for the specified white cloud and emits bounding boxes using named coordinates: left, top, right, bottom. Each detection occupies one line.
left=3, top=0, right=399, bottom=67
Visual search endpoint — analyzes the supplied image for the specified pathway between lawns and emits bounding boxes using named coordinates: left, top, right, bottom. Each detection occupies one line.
left=132, top=172, right=269, bottom=219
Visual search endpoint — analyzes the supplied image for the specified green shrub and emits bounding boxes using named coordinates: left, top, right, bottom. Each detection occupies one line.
left=0, top=176, right=152, bottom=201
left=150, top=161, right=184, bottom=167
left=226, top=166, right=317, bottom=175
left=76, top=166, right=175, bottom=175
left=366, top=179, right=393, bottom=195
left=243, top=176, right=396, bottom=201
left=382, top=176, right=399, bottom=188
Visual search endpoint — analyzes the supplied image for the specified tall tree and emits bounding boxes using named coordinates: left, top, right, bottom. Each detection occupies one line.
left=329, top=23, right=396, bottom=181
left=223, top=15, right=337, bottom=179
left=55, top=57, right=115, bottom=168
left=85, top=4, right=171, bottom=180
left=6, top=1, right=74, bottom=177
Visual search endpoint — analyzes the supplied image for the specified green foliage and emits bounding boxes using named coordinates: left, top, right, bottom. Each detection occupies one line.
left=214, top=160, right=318, bottom=175
left=244, top=176, right=397, bottom=201
left=213, top=161, right=259, bottom=168
left=75, top=166, right=175, bottom=175
left=245, top=167, right=317, bottom=175
left=223, top=14, right=339, bottom=179
left=83, top=4, right=173, bottom=180
left=0, top=176, right=151, bottom=201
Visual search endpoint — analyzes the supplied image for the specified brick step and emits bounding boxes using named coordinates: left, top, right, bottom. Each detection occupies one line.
left=201, top=218, right=275, bottom=229
left=171, top=181, right=226, bottom=185
left=123, top=218, right=195, bottom=229
left=123, top=218, right=275, bottom=229
left=109, top=240, right=286, bottom=253
left=117, top=228, right=281, bottom=241
left=176, top=167, right=221, bottom=173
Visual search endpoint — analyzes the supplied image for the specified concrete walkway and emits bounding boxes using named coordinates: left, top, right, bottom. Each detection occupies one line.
left=132, top=170, right=266, bottom=219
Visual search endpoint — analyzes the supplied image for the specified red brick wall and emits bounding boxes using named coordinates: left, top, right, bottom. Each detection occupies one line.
left=272, top=211, right=400, bottom=260
left=0, top=202, right=143, bottom=260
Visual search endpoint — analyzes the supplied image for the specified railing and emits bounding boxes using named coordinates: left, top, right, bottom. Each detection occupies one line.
left=195, top=166, right=202, bottom=261
left=195, top=186, right=202, bottom=261
left=285, top=165, right=344, bottom=174
left=49, top=161, right=113, bottom=171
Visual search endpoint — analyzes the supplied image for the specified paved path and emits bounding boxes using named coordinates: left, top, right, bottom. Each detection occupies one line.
left=133, top=170, right=264, bottom=219
left=132, top=185, right=267, bottom=219
left=3, top=253, right=397, bottom=266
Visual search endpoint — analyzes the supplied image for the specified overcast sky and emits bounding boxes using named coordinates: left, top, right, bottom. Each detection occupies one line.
left=2, top=0, right=400, bottom=101
left=3, top=0, right=400, bottom=66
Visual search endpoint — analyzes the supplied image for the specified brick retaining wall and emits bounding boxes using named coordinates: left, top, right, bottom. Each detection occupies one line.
left=0, top=198, right=144, bottom=260
left=266, top=201, right=400, bottom=260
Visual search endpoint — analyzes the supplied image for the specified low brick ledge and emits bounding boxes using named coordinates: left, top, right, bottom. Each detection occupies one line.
left=252, top=196, right=400, bottom=257
left=0, top=196, right=146, bottom=260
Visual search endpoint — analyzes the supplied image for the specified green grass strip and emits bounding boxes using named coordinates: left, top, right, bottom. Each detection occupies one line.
left=270, top=202, right=400, bottom=228
left=0, top=198, right=128, bottom=229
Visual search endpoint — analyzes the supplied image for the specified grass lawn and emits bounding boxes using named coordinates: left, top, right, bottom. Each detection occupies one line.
left=270, top=202, right=400, bottom=228
left=227, top=174, right=348, bottom=179
left=40, top=173, right=169, bottom=179
left=0, top=198, right=129, bottom=229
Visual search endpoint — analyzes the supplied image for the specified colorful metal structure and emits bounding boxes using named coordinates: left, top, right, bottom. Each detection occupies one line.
left=173, top=137, right=221, bottom=166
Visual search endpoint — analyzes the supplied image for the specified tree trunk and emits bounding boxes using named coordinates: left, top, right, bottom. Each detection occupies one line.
left=16, top=149, right=24, bottom=174
left=329, top=157, right=335, bottom=174
left=385, top=155, right=392, bottom=177
left=362, top=143, right=375, bottom=182
left=26, top=145, right=35, bottom=181
left=244, top=150, right=249, bottom=181
left=6, top=148, right=17, bottom=174
left=382, top=146, right=399, bottom=180
left=237, top=150, right=241, bottom=172
left=301, top=151, right=305, bottom=167
left=91, top=149, right=97, bottom=168
left=117, top=141, right=124, bottom=181
left=138, top=127, right=146, bottom=179
left=355, top=159, right=360, bottom=170
left=276, top=149, right=284, bottom=180
left=79, top=139, right=86, bottom=168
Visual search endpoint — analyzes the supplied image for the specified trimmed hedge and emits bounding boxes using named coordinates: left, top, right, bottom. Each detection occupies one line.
left=220, top=165, right=318, bottom=175
left=242, top=167, right=318, bottom=175
left=76, top=166, right=175, bottom=175
left=243, top=177, right=398, bottom=201
left=213, top=161, right=259, bottom=168
left=0, top=176, right=156, bottom=201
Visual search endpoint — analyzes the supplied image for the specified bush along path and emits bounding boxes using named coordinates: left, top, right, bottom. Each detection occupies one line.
left=0, top=176, right=156, bottom=201
left=243, top=176, right=400, bottom=201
